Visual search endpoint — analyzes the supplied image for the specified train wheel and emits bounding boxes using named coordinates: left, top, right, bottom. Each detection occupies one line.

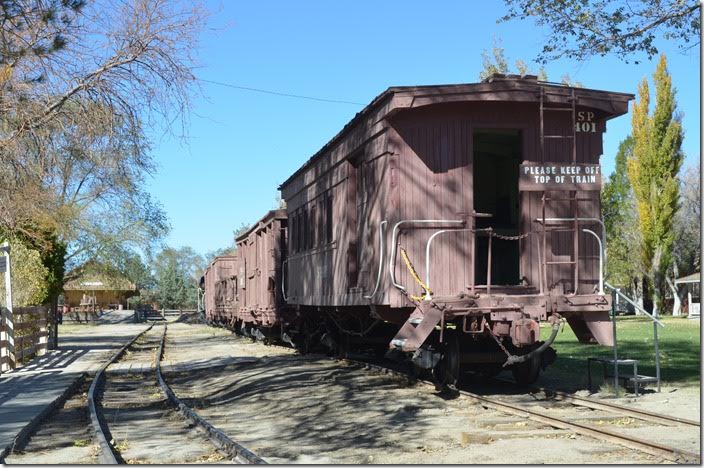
left=432, top=331, right=460, bottom=391
left=336, top=333, right=350, bottom=358
left=476, top=363, right=504, bottom=379
left=510, top=348, right=541, bottom=385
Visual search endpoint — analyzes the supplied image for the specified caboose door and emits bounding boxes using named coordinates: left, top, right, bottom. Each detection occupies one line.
left=472, top=128, right=522, bottom=286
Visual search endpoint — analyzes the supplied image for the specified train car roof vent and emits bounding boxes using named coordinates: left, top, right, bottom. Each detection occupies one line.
left=482, top=73, right=539, bottom=84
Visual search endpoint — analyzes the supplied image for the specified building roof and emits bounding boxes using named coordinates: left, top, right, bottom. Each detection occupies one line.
left=64, top=266, right=137, bottom=292
left=675, top=272, right=700, bottom=285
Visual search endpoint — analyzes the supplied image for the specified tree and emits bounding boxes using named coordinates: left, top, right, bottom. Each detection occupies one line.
left=673, top=164, right=701, bottom=277
left=151, top=246, right=203, bottom=309
left=478, top=37, right=547, bottom=81
left=627, top=54, right=684, bottom=314
left=602, top=136, right=640, bottom=294
left=152, top=256, right=190, bottom=309
left=0, top=238, right=49, bottom=307
left=499, top=0, right=700, bottom=63
left=0, top=0, right=206, bottom=253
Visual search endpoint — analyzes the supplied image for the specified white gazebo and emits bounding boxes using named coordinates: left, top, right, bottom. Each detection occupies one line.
left=674, top=272, right=700, bottom=319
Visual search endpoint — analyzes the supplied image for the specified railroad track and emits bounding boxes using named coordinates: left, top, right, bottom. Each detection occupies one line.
left=88, top=323, right=266, bottom=464
left=343, top=357, right=701, bottom=464
left=494, top=377, right=700, bottom=429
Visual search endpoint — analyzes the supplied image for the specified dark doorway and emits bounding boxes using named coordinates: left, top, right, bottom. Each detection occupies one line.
left=473, top=129, right=521, bottom=286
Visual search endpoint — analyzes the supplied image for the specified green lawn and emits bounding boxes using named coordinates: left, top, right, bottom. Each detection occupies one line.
left=540, top=316, right=700, bottom=390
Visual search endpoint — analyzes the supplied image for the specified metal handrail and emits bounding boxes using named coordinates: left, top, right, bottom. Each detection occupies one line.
left=363, top=220, right=388, bottom=300
left=281, top=258, right=289, bottom=301
left=388, top=219, right=465, bottom=293
left=604, top=281, right=665, bottom=328
left=424, top=228, right=476, bottom=297
left=582, top=229, right=604, bottom=294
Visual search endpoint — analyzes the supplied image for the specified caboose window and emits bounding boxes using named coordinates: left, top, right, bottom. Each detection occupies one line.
left=310, top=203, right=317, bottom=248
left=296, top=209, right=303, bottom=252
left=325, top=192, right=333, bottom=243
left=302, top=206, right=309, bottom=251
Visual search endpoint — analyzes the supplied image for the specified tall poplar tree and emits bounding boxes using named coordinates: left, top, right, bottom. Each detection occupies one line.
left=627, top=54, right=684, bottom=314
left=602, top=136, right=640, bottom=294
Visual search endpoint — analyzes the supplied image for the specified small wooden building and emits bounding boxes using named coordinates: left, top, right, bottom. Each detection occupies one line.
left=63, top=269, right=138, bottom=309
left=675, top=272, right=700, bottom=319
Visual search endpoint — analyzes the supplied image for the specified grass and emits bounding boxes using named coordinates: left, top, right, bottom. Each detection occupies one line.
left=542, top=316, right=700, bottom=389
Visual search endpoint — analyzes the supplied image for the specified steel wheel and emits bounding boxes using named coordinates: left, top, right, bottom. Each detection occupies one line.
left=433, top=331, right=460, bottom=390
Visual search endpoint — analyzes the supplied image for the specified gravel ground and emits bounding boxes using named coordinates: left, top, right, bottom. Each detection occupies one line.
left=162, top=322, right=700, bottom=464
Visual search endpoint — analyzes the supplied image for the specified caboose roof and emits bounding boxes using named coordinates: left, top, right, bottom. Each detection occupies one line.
left=279, top=74, right=635, bottom=189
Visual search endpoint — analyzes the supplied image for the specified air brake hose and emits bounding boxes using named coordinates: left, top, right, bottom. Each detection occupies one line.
left=503, top=316, right=561, bottom=367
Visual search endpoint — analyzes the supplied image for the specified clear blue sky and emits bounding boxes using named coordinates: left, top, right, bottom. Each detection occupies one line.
left=146, top=0, right=700, bottom=257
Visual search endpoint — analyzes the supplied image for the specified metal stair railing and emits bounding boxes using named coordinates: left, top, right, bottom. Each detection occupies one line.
left=604, top=281, right=664, bottom=395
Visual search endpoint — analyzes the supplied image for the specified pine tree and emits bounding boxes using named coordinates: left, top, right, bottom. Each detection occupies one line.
left=627, top=54, right=684, bottom=314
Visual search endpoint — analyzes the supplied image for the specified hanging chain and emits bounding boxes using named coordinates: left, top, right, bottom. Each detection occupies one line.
left=487, top=324, right=513, bottom=359
left=490, top=231, right=534, bottom=241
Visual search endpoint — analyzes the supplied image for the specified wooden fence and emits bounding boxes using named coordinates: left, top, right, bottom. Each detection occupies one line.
left=0, top=306, right=49, bottom=373
left=133, top=308, right=198, bottom=322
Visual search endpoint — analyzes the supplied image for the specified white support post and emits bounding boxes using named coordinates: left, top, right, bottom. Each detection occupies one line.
left=38, top=306, right=48, bottom=356
left=1, top=241, right=14, bottom=371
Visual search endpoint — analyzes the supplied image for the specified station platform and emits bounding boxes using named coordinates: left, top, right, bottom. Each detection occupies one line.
left=0, top=310, right=148, bottom=459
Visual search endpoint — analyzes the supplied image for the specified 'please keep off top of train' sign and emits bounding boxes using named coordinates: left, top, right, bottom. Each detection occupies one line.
left=519, top=163, right=602, bottom=191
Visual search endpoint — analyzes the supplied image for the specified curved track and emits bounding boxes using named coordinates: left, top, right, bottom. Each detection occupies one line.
left=87, top=324, right=154, bottom=464
left=89, top=322, right=265, bottom=464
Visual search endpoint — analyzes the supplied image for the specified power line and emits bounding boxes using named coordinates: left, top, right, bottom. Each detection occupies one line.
left=199, top=78, right=366, bottom=106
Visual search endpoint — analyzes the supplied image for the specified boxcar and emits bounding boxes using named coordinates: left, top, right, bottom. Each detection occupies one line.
left=230, top=209, right=288, bottom=338
left=279, top=74, right=634, bottom=384
left=203, top=255, right=240, bottom=325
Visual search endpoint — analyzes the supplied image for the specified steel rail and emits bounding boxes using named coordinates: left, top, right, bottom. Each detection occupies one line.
left=87, top=323, right=154, bottom=464
left=494, top=377, right=700, bottom=428
left=156, top=324, right=266, bottom=464
left=455, top=388, right=700, bottom=464
left=341, top=357, right=700, bottom=464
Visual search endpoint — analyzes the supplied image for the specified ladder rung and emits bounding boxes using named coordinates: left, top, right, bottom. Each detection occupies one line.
left=543, top=135, right=575, bottom=139
left=544, top=197, right=593, bottom=202
left=545, top=260, right=577, bottom=265
left=542, top=107, right=573, bottom=112
left=544, top=228, right=576, bottom=233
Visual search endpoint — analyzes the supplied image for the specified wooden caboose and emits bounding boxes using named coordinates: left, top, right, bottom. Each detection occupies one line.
left=280, top=74, right=633, bottom=382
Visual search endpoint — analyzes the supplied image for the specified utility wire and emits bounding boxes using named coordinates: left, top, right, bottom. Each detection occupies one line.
left=199, top=78, right=366, bottom=106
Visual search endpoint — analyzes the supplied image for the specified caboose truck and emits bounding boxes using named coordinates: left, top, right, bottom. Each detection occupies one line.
left=277, top=74, right=634, bottom=386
